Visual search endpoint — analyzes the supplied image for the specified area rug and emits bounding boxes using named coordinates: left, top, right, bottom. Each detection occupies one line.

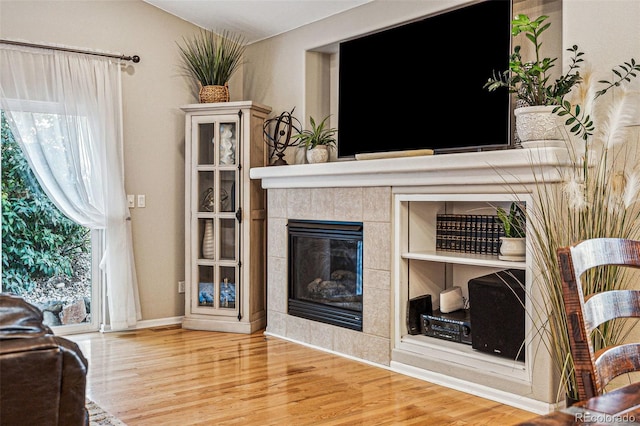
left=86, top=399, right=127, bottom=426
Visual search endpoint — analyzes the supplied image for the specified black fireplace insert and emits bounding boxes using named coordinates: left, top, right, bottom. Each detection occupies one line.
left=288, top=220, right=363, bottom=331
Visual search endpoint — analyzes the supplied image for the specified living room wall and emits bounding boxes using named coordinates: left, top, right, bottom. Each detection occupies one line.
left=1, top=0, right=638, bottom=328
left=243, top=0, right=640, bottom=162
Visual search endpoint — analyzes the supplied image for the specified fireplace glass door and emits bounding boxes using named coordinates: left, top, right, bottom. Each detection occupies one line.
left=288, top=220, right=363, bottom=330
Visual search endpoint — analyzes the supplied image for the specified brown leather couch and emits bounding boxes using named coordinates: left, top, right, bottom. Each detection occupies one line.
left=0, top=293, right=89, bottom=426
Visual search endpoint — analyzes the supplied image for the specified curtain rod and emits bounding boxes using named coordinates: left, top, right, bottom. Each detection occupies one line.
left=0, top=39, right=140, bottom=63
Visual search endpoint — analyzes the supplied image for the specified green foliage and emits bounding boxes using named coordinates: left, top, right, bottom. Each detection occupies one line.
left=291, top=115, right=337, bottom=149
left=496, top=202, right=526, bottom=238
left=485, top=14, right=640, bottom=142
left=177, top=29, right=246, bottom=86
left=1, top=112, right=90, bottom=295
left=555, top=59, right=640, bottom=141
left=484, top=15, right=584, bottom=107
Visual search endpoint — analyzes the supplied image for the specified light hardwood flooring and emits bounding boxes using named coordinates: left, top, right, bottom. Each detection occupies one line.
left=68, top=326, right=539, bottom=425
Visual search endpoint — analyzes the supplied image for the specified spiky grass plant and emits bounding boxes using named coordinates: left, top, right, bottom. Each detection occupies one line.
left=526, top=65, right=640, bottom=402
left=177, top=29, right=246, bottom=87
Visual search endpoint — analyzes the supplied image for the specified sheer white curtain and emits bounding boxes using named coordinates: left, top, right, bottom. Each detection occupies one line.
left=0, top=43, right=141, bottom=331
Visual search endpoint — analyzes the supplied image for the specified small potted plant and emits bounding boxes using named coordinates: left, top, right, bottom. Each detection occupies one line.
left=291, top=115, right=337, bottom=164
left=496, top=202, right=526, bottom=261
left=177, top=29, right=246, bottom=103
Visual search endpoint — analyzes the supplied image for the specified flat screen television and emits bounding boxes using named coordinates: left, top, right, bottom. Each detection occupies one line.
left=337, top=0, right=513, bottom=158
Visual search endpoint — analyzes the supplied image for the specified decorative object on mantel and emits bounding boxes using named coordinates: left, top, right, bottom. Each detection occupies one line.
left=262, top=107, right=302, bottom=166
left=177, top=29, right=246, bottom=103
left=496, top=202, right=526, bottom=261
left=513, top=58, right=640, bottom=402
left=291, top=115, right=337, bottom=164
left=483, top=14, right=639, bottom=146
left=355, top=148, right=434, bottom=161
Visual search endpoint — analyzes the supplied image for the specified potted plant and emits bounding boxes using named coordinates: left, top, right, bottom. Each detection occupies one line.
left=484, top=14, right=639, bottom=145
left=291, top=115, right=337, bottom=164
left=484, top=14, right=585, bottom=144
left=496, top=202, right=526, bottom=261
left=177, top=29, right=246, bottom=103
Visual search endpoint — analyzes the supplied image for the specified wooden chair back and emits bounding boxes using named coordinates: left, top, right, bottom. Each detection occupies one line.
left=557, top=238, right=640, bottom=401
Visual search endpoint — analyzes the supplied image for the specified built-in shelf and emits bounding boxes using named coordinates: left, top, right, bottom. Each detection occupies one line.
left=401, top=251, right=526, bottom=269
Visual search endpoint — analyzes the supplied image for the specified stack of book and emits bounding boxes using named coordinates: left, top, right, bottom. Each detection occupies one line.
left=435, top=214, right=505, bottom=255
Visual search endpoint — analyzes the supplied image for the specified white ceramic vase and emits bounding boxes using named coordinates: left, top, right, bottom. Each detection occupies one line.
left=306, top=145, right=329, bottom=163
left=202, top=219, right=215, bottom=259
left=514, top=105, right=564, bottom=142
left=498, top=237, right=526, bottom=261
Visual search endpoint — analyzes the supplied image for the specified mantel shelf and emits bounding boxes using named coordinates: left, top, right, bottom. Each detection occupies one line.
left=250, top=147, right=571, bottom=189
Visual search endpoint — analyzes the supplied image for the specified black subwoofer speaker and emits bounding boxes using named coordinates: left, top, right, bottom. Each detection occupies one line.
left=406, top=294, right=432, bottom=335
left=469, top=269, right=525, bottom=361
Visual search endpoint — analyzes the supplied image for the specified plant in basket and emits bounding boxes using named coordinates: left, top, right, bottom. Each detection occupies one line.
left=177, top=29, right=246, bottom=103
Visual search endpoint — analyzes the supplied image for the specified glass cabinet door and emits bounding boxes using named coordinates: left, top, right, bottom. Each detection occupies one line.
left=191, top=115, right=240, bottom=315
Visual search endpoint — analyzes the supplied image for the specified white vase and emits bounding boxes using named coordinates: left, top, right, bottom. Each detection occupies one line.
left=202, top=219, right=215, bottom=259
left=498, top=237, right=526, bottom=261
left=306, top=145, right=329, bottom=163
left=514, top=105, right=564, bottom=142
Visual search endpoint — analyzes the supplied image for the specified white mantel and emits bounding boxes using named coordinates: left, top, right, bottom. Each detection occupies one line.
left=250, top=147, right=570, bottom=189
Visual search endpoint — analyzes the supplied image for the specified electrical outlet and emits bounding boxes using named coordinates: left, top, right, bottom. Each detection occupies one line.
left=137, top=194, right=146, bottom=208
left=178, top=281, right=185, bottom=294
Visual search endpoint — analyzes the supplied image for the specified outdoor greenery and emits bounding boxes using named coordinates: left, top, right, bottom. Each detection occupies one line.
left=1, top=112, right=90, bottom=295
left=291, top=115, right=337, bottom=150
left=177, top=29, right=246, bottom=87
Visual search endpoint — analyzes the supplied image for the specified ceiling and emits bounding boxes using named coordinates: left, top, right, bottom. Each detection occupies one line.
left=143, top=0, right=372, bottom=45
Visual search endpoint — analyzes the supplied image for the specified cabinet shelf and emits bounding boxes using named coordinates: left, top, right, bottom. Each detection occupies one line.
left=401, top=250, right=526, bottom=269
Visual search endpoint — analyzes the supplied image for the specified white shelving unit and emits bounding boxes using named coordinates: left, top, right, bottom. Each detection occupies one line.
left=392, top=192, right=555, bottom=412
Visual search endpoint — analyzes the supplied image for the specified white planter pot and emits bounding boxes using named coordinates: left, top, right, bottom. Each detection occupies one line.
left=306, top=145, right=329, bottom=163
left=514, top=105, right=563, bottom=142
left=499, top=237, right=526, bottom=261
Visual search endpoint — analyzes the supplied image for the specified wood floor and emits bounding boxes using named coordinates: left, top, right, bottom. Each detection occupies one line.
left=68, top=326, right=539, bottom=425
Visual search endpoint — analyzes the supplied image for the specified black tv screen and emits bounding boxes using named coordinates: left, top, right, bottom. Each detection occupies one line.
left=338, top=0, right=512, bottom=158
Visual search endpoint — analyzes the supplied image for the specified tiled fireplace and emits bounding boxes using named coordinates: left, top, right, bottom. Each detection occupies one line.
left=265, top=187, right=392, bottom=366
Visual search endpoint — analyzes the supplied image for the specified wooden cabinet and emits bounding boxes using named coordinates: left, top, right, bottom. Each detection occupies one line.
left=181, top=101, right=271, bottom=333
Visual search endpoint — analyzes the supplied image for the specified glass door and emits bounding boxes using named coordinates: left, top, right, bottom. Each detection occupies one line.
left=191, top=115, right=240, bottom=316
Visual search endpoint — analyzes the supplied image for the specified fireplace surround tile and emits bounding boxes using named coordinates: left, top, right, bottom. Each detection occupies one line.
left=267, top=188, right=287, bottom=218
left=287, top=188, right=312, bottom=218
left=363, top=285, right=390, bottom=338
left=310, top=189, right=335, bottom=220
left=363, top=222, right=391, bottom=271
left=267, top=256, right=287, bottom=312
left=265, top=186, right=392, bottom=367
left=363, top=187, right=391, bottom=222
left=333, top=187, right=363, bottom=221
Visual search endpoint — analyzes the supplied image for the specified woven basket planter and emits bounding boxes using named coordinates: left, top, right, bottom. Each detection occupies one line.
left=199, top=83, right=229, bottom=103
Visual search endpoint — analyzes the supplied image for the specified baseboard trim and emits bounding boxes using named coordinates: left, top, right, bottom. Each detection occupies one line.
left=390, top=361, right=558, bottom=415
left=101, top=316, right=183, bottom=332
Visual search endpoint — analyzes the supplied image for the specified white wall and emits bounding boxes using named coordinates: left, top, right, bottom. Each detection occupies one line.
left=1, top=0, right=638, bottom=324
